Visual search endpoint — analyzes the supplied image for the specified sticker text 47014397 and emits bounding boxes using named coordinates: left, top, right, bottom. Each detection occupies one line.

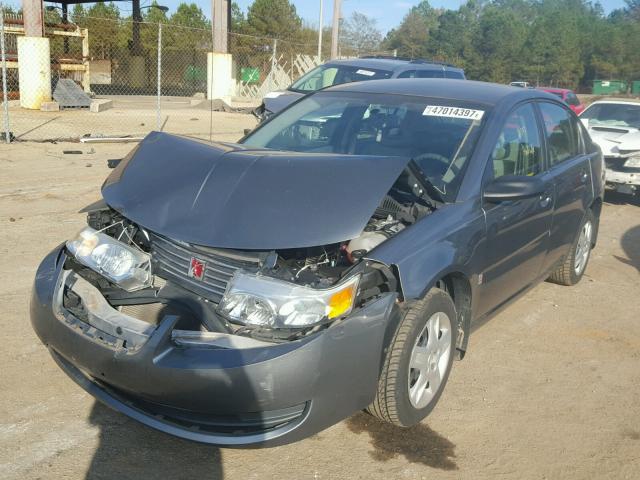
left=423, top=105, right=485, bottom=121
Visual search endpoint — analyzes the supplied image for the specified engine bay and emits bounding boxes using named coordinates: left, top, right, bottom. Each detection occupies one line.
left=63, top=166, right=435, bottom=342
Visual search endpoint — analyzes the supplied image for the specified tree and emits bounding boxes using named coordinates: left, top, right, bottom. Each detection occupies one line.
left=170, top=3, right=209, bottom=29
left=466, top=4, right=527, bottom=83
left=340, top=12, right=382, bottom=56
left=231, top=1, right=246, bottom=32
left=382, top=1, right=440, bottom=58
left=74, top=2, right=121, bottom=60
left=246, top=0, right=302, bottom=39
left=383, top=10, right=429, bottom=57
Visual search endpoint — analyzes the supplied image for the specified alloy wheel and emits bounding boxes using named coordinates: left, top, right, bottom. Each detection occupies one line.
left=408, top=312, right=452, bottom=409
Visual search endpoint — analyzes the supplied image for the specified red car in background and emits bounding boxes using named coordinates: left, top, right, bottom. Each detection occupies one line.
left=538, top=87, right=585, bottom=114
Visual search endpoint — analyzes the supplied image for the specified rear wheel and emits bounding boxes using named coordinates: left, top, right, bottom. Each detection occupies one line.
left=367, top=288, right=456, bottom=427
left=548, top=210, right=594, bottom=286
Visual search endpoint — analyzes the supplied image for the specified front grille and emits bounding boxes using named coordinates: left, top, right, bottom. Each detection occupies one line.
left=605, top=157, right=626, bottom=171
left=150, top=234, right=262, bottom=303
left=605, top=156, right=640, bottom=173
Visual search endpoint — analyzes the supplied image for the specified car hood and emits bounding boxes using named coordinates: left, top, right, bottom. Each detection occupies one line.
left=263, top=90, right=304, bottom=114
left=585, top=124, right=640, bottom=156
left=102, top=132, right=409, bottom=249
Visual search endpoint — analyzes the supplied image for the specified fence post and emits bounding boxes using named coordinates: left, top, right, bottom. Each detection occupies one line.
left=1, top=8, right=11, bottom=143
left=269, top=38, right=277, bottom=93
left=156, top=22, right=162, bottom=131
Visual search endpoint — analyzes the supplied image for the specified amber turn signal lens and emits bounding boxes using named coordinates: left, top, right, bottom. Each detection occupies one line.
left=327, top=284, right=356, bottom=319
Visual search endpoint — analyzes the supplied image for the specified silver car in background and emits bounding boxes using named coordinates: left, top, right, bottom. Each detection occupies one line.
left=580, top=99, right=640, bottom=196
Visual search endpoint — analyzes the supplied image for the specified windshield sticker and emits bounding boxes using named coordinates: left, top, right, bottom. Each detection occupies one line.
left=423, top=105, right=485, bottom=120
left=356, top=69, right=376, bottom=77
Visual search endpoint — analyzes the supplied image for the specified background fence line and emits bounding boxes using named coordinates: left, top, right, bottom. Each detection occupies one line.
left=0, top=9, right=326, bottom=143
left=1, top=11, right=9, bottom=143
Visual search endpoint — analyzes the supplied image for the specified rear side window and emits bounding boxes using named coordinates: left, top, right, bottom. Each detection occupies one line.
left=491, top=104, right=542, bottom=178
left=539, top=102, right=581, bottom=166
left=445, top=70, right=465, bottom=79
left=416, top=69, right=444, bottom=78
left=566, top=93, right=580, bottom=106
left=397, top=70, right=416, bottom=78
left=397, top=69, right=444, bottom=78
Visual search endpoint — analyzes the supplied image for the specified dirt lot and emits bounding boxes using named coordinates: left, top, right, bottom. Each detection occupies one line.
left=1, top=120, right=639, bottom=480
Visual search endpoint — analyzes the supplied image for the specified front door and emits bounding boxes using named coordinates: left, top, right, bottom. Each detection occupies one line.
left=477, top=103, right=554, bottom=316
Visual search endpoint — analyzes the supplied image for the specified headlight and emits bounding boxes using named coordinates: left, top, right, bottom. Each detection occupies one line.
left=66, top=227, right=152, bottom=292
left=624, top=154, right=640, bottom=168
left=217, top=272, right=360, bottom=328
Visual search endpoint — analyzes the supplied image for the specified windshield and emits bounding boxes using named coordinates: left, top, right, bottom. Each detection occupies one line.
left=242, top=92, right=487, bottom=202
left=581, top=103, right=640, bottom=129
left=288, top=64, right=393, bottom=93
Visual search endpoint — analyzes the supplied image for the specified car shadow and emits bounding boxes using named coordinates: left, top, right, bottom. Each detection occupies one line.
left=345, top=412, right=457, bottom=470
left=618, top=225, right=640, bottom=273
left=85, top=402, right=224, bottom=480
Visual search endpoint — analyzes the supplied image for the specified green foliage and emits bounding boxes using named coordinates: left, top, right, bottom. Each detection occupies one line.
left=246, top=0, right=302, bottom=39
left=340, top=12, right=382, bottom=56
left=383, top=0, right=640, bottom=89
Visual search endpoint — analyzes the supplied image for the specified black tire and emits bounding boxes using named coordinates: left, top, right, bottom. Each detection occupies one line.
left=548, top=209, right=595, bottom=286
left=367, top=288, right=457, bottom=427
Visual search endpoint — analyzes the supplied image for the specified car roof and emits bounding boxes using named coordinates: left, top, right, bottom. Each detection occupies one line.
left=326, top=57, right=463, bottom=73
left=587, top=98, right=640, bottom=106
left=324, top=78, right=553, bottom=107
left=538, top=87, right=573, bottom=94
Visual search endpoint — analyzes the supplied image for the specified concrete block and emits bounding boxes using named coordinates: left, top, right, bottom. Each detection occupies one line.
left=193, top=92, right=206, bottom=99
left=90, top=99, right=113, bottom=113
left=207, top=52, right=233, bottom=103
left=17, top=37, right=52, bottom=109
left=40, top=101, right=60, bottom=112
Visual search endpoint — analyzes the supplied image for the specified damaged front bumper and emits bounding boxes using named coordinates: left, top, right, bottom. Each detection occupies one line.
left=604, top=157, right=640, bottom=195
left=31, top=246, right=397, bottom=447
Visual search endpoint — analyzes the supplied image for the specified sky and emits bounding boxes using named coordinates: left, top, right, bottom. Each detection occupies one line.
left=2, top=0, right=630, bottom=34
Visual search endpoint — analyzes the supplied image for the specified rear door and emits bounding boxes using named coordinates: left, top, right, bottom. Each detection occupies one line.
left=536, top=102, right=594, bottom=273
left=477, top=103, right=555, bottom=315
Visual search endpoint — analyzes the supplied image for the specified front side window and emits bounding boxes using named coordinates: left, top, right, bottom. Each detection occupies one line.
left=539, top=102, right=580, bottom=166
left=491, top=103, right=542, bottom=178
left=289, top=64, right=392, bottom=93
left=243, top=92, right=488, bottom=202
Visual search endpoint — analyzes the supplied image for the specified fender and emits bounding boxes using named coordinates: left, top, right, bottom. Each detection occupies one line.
left=368, top=201, right=486, bottom=301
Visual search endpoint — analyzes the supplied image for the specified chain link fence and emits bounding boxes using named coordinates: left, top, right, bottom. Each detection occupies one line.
left=0, top=10, right=322, bottom=143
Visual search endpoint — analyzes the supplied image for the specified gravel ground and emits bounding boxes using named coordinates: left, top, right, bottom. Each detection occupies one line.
left=1, top=129, right=639, bottom=480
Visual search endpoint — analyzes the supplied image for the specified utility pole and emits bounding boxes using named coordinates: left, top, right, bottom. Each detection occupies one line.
left=330, top=0, right=341, bottom=59
left=22, top=0, right=44, bottom=37
left=131, top=0, right=141, bottom=55
left=317, top=0, right=323, bottom=60
left=212, top=0, right=229, bottom=53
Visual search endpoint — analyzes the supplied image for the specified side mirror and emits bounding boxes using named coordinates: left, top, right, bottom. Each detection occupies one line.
left=483, top=175, right=545, bottom=203
left=243, top=128, right=252, bottom=136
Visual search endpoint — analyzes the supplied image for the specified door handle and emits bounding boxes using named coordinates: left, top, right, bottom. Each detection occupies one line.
left=539, top=195, right=552, bottom=208
left=580, top=171, right=589, bottom=184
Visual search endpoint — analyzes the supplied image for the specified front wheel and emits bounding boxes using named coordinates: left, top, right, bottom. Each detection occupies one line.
left=367, top=288, right=456, bottom=427
left=548, top=210, right=595, bottom=286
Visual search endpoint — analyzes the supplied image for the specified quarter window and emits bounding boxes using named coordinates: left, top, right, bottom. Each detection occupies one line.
left=491, top=104, right=542, bottom=178
left=539, top=102, right=580, bottom=166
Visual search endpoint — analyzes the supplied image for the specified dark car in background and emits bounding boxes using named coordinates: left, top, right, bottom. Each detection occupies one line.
left=254, top=56, right=466, bottom=121
left=31, top=80, right=602, bottom=447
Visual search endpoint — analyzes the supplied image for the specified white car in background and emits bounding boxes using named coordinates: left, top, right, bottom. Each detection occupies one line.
left=580, top=99, right=640, bottom=196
